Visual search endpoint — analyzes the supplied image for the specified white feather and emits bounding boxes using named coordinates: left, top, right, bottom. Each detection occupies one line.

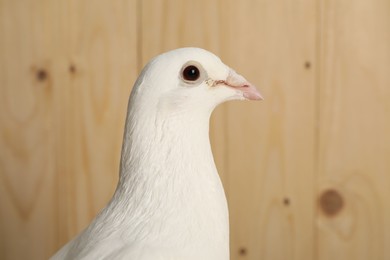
left=51, top=48, right=259, bottom=260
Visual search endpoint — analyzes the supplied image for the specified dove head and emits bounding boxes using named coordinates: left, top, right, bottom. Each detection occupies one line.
left=129, top=48, right=262, bottom=120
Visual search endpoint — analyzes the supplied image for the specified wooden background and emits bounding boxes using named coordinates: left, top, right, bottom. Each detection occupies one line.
left=0, top=0, right=389, bottom=259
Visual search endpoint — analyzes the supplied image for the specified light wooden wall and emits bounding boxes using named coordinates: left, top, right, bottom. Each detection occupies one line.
left=0, top=0, right=389, bottom=260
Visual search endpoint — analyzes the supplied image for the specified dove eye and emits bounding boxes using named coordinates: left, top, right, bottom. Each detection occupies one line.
left=182, top=65, right=200, bottom=81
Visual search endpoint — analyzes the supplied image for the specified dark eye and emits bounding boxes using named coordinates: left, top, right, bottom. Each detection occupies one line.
left=182, top=65, right=200, bottom=81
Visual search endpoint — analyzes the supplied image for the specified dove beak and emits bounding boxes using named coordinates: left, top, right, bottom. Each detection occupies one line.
left=224, top=69, right=263, bottom=100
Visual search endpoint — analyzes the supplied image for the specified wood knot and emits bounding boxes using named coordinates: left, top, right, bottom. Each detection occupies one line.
left=238, top=247, right=247, bottom=256
left=283, top=197, right=290, bottom=206
left=69, top=64, right=76, bottom=74
left=319, top=189, right=344, bottom=216
left=36, top=69, right=48, bottom=81
left=304, top=61, right=311, bottom=69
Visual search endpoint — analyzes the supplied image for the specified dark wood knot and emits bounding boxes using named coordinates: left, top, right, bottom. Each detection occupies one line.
left=69, top=64, right=76, bottom=74
left=319, top=189, right=344, bottom=216
left=36, top=69, right=48, bottom=81
left=239, top=247, right=247, bottom=256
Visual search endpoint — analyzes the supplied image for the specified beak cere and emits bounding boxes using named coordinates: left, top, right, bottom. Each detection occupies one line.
left=225, top=69, right=263, bottom=100
left=207, top=69, right=263, bottom=100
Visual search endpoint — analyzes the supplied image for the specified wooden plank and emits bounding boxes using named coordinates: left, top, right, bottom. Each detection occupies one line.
left=0, top=2, right=64, bottom=259
left=0, top=1, right=137, bottom=259
left=55, top=0, right=137, bottom=249
left=317, top=0, right=390, bottom=259
left=222, top=1, right=317, bottom=260
left=141, top=1, right=317, bottom=259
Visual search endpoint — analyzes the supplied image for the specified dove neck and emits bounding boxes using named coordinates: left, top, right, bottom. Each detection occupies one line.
left=112, top=108, right=229, bottom=253
left=119, top=110, right=217, bottom=184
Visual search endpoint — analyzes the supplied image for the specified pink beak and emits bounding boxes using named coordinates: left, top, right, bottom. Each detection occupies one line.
left=225, top=69, right=263, bottom=100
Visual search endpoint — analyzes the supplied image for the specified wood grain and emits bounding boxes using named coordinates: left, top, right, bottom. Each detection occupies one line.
left=0, top=1, right=137, bottom=259
left=55, top=1, right=137, bottom=248
left=221, top=1, right=317, bottom=259
left=317, top=0, right=390, bottom=259
left=0, top=2, right=63, bottom=259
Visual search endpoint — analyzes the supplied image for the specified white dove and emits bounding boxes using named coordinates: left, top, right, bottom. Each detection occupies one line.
left=51, top=47, right=262, bottom=260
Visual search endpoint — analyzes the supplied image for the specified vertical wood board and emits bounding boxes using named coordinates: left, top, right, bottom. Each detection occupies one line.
left=0, top=1, right=138, bottom=259
left=318, top=0, right=390, bottom=259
